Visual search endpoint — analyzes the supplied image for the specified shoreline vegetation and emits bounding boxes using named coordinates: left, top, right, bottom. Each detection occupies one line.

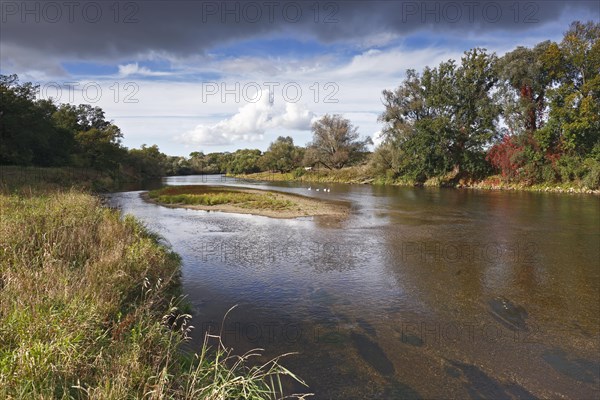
left=233, top=166, right=600, bottom=195
left=146, top=185, right=350, bottom=219
left=0, top=173, right=310, bottom=399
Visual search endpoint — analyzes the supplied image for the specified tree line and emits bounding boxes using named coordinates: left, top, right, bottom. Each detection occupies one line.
left=0, top=72, right=371, bottom=179
left=1, top=21, right=598, bottom=188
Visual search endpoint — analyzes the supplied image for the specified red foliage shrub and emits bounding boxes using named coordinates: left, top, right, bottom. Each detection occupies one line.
left=487, top=135, right=523, bottom=180
left=487, top=134, right=545, bottom=183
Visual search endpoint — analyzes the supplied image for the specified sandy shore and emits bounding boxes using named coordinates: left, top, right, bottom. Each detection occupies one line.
left=141, top=186, right=350, bottom=220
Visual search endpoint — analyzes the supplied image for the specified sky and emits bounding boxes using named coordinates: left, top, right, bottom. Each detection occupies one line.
left=1, top=0, right=598, bottom=156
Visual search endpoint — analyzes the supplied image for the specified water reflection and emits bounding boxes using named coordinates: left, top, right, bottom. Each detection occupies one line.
left=107, top=176, right=600, bottom=399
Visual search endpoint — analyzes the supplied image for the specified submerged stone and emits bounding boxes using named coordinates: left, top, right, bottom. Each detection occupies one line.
left=488, top=296, right=529, bottom=331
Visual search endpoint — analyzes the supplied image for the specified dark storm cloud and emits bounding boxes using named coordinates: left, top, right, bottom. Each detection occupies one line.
left=1, top=0, right=597, bottom=69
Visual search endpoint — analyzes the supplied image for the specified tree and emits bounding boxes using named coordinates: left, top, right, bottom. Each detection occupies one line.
left=379, top=49, right=499, bottom=181
left=498, top=41, right=557, bottom=135
left=0, top=75, right=75, bottom=166
left=305, top=114, right=371, bottom=169
left=52, top=102, right=126, bottom=171
left=541, top=21, right=600, bottom=156
left=202, top=152, right=232, bottom=174
left=163, top=156, right=193, bottom=176
left=127, top=144, right=167, bottom=178
left=261, top=136, right=304, bottom=172
left=73, top=124, right=125, bottom=171
left=189, top=151, right=205, bottom=172
left=446, top=48, right=500, bottom=176
left=227, top=149, right=262, bottom=174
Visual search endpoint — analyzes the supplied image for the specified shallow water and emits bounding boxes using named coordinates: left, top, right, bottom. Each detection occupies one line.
left=108, top=175, right=600, bottom=399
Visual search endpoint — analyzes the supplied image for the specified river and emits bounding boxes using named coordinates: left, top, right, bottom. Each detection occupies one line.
left=108, top=175, right=600, bottom=399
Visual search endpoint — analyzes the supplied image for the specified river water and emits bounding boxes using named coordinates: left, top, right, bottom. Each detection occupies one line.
left=108, top=175, right=600, bottom=399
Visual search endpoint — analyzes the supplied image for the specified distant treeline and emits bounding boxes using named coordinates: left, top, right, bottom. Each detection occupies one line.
left=0, top=73, right=372, bottom=180
left=0, top=73, right=184, bottom=181
left=1, top=21, right=598, bottom=188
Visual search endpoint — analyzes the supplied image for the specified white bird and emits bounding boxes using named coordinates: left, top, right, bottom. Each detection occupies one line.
left=308, top=187, right=312, bottom=191
left=316, top=188, right=320, bottom=192
left=326, top=188, right=330, bottom=192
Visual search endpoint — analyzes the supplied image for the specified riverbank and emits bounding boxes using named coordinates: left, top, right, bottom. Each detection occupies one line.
left=0, top=190, right=181, bottom=398
left=234, top=167, right=600, bottom=195
left=0, top=179, right=308, bottom=398
left=146, top=185, right=350, bottom=219
left=235, top=166, right=374, bottom=185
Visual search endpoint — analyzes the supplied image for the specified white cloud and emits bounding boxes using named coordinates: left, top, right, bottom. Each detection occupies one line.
left=25, top=36, right=561, bottom=155
left=178, top=90, right=315, bottom=146
left=90, top=47, right=463, bottom=153
left=356, top=32, right=400, bottom=49
left=118, top=63, right=171, bottom=77
left=335, top=47, right=463, bottom=79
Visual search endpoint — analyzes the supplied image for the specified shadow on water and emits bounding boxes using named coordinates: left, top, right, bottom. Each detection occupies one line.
left=400, top=332, right=425, bottom=347
left=346, top=332, right=424, bottom=400
left=542, top=348, right=600, bottom=385
left=350, top=332, right=395, bottom=376
left=445, top=360, right=538, bottom=400
left=356, top=317, right=377, bottom=336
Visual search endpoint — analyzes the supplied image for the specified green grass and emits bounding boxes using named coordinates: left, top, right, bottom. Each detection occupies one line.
left=465, top=175, right=599, bottom=193
left=0, top=185, right=308, bottom=399
left=149, top=186, right=296, bottom=211
left=235, top=166, right=373, bottom=185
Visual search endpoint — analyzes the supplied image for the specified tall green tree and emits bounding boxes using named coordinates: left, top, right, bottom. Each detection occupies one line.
left=379, top=49, right=499, bottom=181
left=541, top=21, right=600, bottom=156
left=227, top=149, right=262, bottom=174
left=498, top=41, right=557, bottom=135
left=52, top=103, right=125, bottom=171
left=0, top=75, right=74, bottom=166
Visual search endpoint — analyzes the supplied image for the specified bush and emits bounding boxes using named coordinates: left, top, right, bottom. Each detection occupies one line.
left=540, top=164, right=558, bottom=183
left=292, top=167, right=306, bottom=178
left=583, top=158, right=600, bottom=189
left=487, top=134, right=545, bottom=184
left=556, top=155, right=587, bottom=183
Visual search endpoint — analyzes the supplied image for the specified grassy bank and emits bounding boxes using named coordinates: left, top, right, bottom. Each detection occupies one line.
left=0, top=180, right=308, bottom=398
left=0, top=191, right=179, bottom=398
left=0, top=166, right=164, bottom=194
left=235, top=167, right=599, bottom=194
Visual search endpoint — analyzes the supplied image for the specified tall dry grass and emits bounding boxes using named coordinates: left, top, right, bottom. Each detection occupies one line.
left=0, top=188, right=309, bottom=399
